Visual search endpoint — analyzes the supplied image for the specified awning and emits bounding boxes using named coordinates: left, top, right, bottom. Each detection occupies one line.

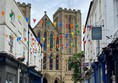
left=28, top=68, right=41, bottom=78
left=91, top=62, right=99, bottom=70
left=98, top=52, right=106, bottom=63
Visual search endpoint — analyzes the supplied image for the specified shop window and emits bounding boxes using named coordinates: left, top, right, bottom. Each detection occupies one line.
left=6, top=73, right=15, bottom=83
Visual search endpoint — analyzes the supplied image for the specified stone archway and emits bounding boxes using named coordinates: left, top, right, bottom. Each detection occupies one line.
left=54, top=80, right=58, bottom=83
left=43, top=78, right=48, bottom=83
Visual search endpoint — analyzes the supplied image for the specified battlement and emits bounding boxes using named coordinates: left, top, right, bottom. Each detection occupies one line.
left=57, top=7, right=80, bottom=12
left=53, top=7, right=81, bottom=17
left=17, top=2, right=31, bottom=8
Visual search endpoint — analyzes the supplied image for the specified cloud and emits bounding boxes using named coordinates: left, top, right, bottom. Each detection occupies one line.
left=16, top=0, right=92, bottom=27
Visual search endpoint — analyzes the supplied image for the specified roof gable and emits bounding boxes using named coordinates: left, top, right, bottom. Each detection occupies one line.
left=34, top=14, right=56, bottom=30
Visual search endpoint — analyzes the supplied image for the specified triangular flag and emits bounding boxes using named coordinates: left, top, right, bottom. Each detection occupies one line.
left=22, top=40, right=25, bottom=43
left=47, top=21, right=50, bottom=26
left=32, top=42, right=35, bottom=46
left=47, top=44, right=49, bottom=47
left=37, top=38, right=40, bottom=42
left=33, top=19, right=36, bottom=23
left=43, top=38, right=45, bottom=41
left=66, top=43, right=69, bottom=47
left=39, top=20, right=43, bottom=24
left=26, top=17, right=29, bottom=22
left=53, top=22, right=56, bottom=27
left=32, top=38, right=34, bottom=41
left=71, top=43, right=73, bottom=46
left=9, top=13, right=13, bottom=17
left=66, top=24, right=68, bottom=28
left=18, top=16, right=21, bottom=20
left=17, top=37, right=21, bottom=41
left=54, top=36, right=57, bottom=40
left=60, top=35, right=63, bottom=38
left=65, top=34, right=69, bottom=38
left=56, top=44, right=59, bottom=47
left=84, top=41, right=86, bottom=44
left=1, top=11, right=5, bottom=16
left=70, top=24, right=74, bottom=28
left=5, top=34, right=8, bottom=38
left=24, top=37, right=27, bottom=41
left=71, top=32, right=74, bottom=35
left=13, top=36, right=16, bottom=40
left=76, top=24, right=79, bottom=28
left=77, top=30, right=80, bottom=34
left=42, top=44, right=44, bottom=47
left=59, top=22, right=62, bottom=28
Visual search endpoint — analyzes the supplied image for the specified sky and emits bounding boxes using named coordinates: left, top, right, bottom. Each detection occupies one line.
left=16, top=0, right=92, bottom=28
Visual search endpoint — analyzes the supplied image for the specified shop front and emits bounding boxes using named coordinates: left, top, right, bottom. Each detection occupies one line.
left=28, top=68, right=42, bottom=83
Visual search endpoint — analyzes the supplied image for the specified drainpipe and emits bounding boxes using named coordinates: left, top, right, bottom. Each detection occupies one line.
left=17, top=64, right=21, bottom=83
left=27, top=28, right=30, bottom=66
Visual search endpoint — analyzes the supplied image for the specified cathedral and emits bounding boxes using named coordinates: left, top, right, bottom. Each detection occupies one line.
left=33, top=8, right=81, bottom=83
left=17, top=2, right=81, bottom=83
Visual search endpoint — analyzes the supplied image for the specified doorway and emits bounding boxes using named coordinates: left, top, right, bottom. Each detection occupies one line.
left=54, top=80, right=58, bottom=83
left=43, top=78, right=48, bottom=83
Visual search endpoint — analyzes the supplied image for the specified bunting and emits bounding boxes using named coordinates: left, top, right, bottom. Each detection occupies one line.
left=33, top=19, right=36, bottom=23
left=18, top=15, right=21, bottom=20
left=1, top=11, right=5, bottom=16
left=26, top=17, right=29, bottom=22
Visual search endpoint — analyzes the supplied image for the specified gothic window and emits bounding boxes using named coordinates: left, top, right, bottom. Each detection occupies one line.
left=56, top=55, right=59, bottom=70
left=45, top=18, right=47, bottom=27
left=69, top=15, right=72, bottom=29
left=37, top=31, right=40, bottom=43
left=44, top=31, right=47, bottom=51
left=56, top=37, right=59, bottom=51
left=37, top=31, right=40, bottom=38
left=50, top=54, right=53, bottom=70
left=68, top=57, right=71, bottom=70
left=50, top=33, right=53, bottom=50
left=43, top=55, right=47, bottom=70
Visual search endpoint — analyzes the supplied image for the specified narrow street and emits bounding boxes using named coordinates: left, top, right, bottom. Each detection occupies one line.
left=0, top=0, right=118, bottom=83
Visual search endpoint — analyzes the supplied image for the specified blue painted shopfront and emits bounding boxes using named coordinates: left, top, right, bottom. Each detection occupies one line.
left=91, top=52, right=107, bottom=83
left=28, top=68, right=42, bottom=83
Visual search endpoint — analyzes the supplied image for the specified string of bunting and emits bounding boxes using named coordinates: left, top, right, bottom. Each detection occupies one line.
left=4, top=34, right=81, bottom=50
left=0, top=11, right=81, bottom=30
left=39, top=20, right=80, bottom=28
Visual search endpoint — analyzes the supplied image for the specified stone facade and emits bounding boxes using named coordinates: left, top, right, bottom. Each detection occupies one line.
left=33, top=8, right=81, bottom=83
left=17, top=2, right=31, bottom=24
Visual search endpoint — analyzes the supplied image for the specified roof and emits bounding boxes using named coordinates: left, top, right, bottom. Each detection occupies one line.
left=85, top=1, right=93, bottom=28
left=28, top=24, right=41, bottom=45
left=33, top=13, right=60, bottom=34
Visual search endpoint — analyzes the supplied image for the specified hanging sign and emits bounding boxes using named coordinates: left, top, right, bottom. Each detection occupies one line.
left=92, top=27, right=102, bottom=40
